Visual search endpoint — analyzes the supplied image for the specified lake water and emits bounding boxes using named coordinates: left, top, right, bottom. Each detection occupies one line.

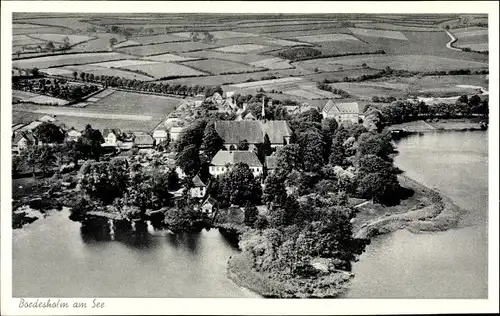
left=345, top=130, right=488, bottom=298
left=12, top=130, right=488, bottom=298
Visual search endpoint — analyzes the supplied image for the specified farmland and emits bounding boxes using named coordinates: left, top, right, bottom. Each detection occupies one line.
left=181, top=59, right=261, bottom=75
left=11, top=12, right=490, bottom=132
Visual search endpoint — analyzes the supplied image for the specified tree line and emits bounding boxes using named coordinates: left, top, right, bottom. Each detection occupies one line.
left=13, top=76, right=99, bottom=102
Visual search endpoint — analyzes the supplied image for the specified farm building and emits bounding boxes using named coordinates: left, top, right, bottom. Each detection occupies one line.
left=194, top=95, right=206, bottom=107
left=152, top=129, right=168, bottom=144
left=300, top=103, right=320, bottom=113
left=66, top=128, right=82, bottom=142
left=190, top=174, right=207, bottom=199
left=102, top=129, right=121, bottom=147
left=211, top=92, right=224, bottom=105
left=209, top=150, right=263, bottom=178
left=164, top=116, right=185, bottom=128
left=322, top=100, right=364, bottom=125
left=201, top=197, right=218, bottom=214
left=12, top=132, right=36, bottom=153
left=133, top=133, right=155, bottom=149
left=38, top=115, right=56, bottom=123
left=283, top=105, right=300, bottom=115
left=169, top=126, right=184, bottom=142
left=214, top=120, right=292, bottom=150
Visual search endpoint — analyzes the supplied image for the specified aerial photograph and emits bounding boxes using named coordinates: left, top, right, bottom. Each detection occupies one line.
left=9, top=11, right=490, bottom=301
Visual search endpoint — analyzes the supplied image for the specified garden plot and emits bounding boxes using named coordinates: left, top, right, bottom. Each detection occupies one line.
left=173, top=31, right=259, bottom=39
left=213, top=44, right=269, bottom=53
left=119, top=62, right=207, bottom=79
left=349, top=28, right=408, bottom=40
left=249, top=57, right=293, bottom=70
left=294, top=33, right=360, bottom=43
left=142, top=53, right=199, bottom=62
left=13, top=52, right=133, bottom=69
left=181, top=59, right=261, bottom=75
left=117, top=41, right=215, bottom=56
left=28, top=34, right=94, bottom=45
left=88, top=59, right=160, bottom=68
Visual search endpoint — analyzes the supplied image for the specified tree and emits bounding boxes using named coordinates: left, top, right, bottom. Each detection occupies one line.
left=21, top=145, right=56, bottom=177
left=275, top=144, right=303, bottom=174
left=109, top=37, right=118, bottom=46
left=201, top=123, right=223, bottom=159
left=217, top=163, right=262, bottom=206
left=298, top=130, right=325, bottom=172
left=176, top=144, right=200, bottom=177
left=62, top=36, right=71, bottom=52
left=15, top=50, right=21, bottom=58
left=237, top=139, right=249, bottom=151
left=80, top=125, right=104, bottom=160
left=72, top=71, right=78, bottom=80
left=329, top=138, right=346, bottom=167
left=80, top=160, right=129, bottom=204
left=263, top=133, right=273, bottom=156
left=33, top=122, right=65, bottom=144
left=356, top=130, right=394, bottom=161
left=262, top=172, right=287, bottom=206
left=244, top=205, right=259, bottom=227
left=175, top=119, right=207, bottom=152
left=45, top=41, right=55, bottom=52
left=298, top=108, right=322, bottom=123
left=31, top=67, right=40, bottom=77
left=457, top=94, right=469, bottom=105
left=357, top=171, right=400, bottom=205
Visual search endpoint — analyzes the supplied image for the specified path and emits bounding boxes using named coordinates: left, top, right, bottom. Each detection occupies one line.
left=445, top=30, right=462, bottom=51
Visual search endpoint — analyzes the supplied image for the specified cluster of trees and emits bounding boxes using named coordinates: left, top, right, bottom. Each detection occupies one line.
left=379, top=96, right=489, bottom=125
left=278, top=47, right=322, bottom=61
left=316, top=82, right=350, bottom=98
left=13, top=77, right=99, bottom=102
left=189, top=31, right=217, bottom=43
left=71, top=70, right=222, bottom=97
left=14, top=124, right=105, bottom=178
left=371, top=95, right=398, bottom=103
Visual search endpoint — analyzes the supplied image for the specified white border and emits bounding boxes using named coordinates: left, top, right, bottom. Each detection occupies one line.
left=1, top=1, right=499, bottom=315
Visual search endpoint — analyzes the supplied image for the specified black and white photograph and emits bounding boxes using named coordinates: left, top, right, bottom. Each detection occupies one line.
left=1, top=1, right=499, bottom=315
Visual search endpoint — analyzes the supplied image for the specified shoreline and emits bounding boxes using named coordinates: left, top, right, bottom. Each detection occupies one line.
left=388, top=118, right=487, bottom=134
left=226, top=173, right=466, bottom=298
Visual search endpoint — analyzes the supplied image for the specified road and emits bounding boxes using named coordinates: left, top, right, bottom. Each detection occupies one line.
left=445, top=30, right=462, bottom=51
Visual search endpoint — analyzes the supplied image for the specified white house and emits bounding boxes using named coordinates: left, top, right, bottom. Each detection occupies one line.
left=190, top=174, right=207, bottom=198
left=152, top=129, right=169, bottom=144
left=201, top=197, right=218, bottom=214
left=322, top=100, right=364, bottom=125
left=66, top=128, right=82, bottom=142
left=102, top=129, right=121, bottom=147
left=193, top=94, right=205, bottom=107
left=211, top=92, right=223, bottom=105
left=209, top=150, right=263, bottom=178
left=12, top=132, right=36, bottom=153
left=169, top=126, right=184, bottom=142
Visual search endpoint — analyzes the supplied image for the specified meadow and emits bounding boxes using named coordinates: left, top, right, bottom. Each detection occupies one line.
left=117, top=41, right=215, bottom=56
left=13, top=52, right=133, bottom=69
left=119, top=62, right=207, bottom=79
left=181, top=59, right=262, bottom=75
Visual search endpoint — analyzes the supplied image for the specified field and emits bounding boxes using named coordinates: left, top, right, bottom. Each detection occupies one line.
left=294, top=33, right=360, bottom=43
left=28, top=34, right=94, bottom=45
left=130, top=34, right=188, bottom=45
left=305, top=54, right=488, bottom=72
left=13, top=90, right=70, bottom=105
left=452, top=27, right=488, bottom=52
left=349, top=28, right=408, bottom=40
left=119, top=62, right=207, bottom=79
left=13, top=52, right=133, bottom=69
left=13, top=35, right=46, bottom=46
left=88, top=59, right=160, bottom=68
left=173, top=31, right=259, bottom=39
left=229, top=76, right=304, bottom=89
left=181, top=59, right=261, bottom=75
left=179, top=50, right=271, bottom=64
left=353, top=23, right=439, bottom=32
left=112, top=40, right=141, bottom=49
left=213, top=44, right=269, bottom=53
left=60, top=65, right=155, bottom=81
left=142, top=53, right=200, bottom=62
left=249, top=57, right=293, bottom=70
left=117, top=41, right=215, bottom=56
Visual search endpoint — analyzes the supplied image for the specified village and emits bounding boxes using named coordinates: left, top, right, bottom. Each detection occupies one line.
left=12, top=88, right=366, bottom=224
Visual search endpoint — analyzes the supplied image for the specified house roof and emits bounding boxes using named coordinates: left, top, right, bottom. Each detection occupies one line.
left=102, top=128, right=121, bottom=136
left=265, top=155, right=279, bottom=170
left=323, top=101, right=361, bottom=115
left=38, top=115, right=56, bottom=122
left=134, top=134, right=154, bottom=146
left=211, top=150, right=263, bottom=167
left=13, top=132, right=35, bottom=144
left=244, top=112, right=256, bottom=120
left=192, top=174, right=206, bottom=187
left=202, top=197, right=218, bottom=207
left=260, top=120, right=292, bottom=144
left=153, top=129, right=168, bottom=138
left=194, top=95, right=205, bottom=101
left=215, top=121, right=263, bottom=144
left=20, top=121, right=42, bottom=131
left=170, top=126, right=184, bottom=133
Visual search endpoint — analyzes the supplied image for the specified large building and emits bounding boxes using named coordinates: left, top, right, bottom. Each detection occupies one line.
left=214, top=120, right=292, bottom=150
left=322, top=100, right=364, bottom=125
left=209, top=150, right=263, bottom=178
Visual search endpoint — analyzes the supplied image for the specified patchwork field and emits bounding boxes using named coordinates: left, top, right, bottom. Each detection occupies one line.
left=173, top=31, right=259, bottom=39
left=249, top=57, right=293, bottom=70
left=349, top=28, right=409, bottom=40
left=117, top=41, right=215, bottom=56
left=59, top=65, right=155, bottom=80
left=88, top=59, right=160, bottom=68
left=131, top=34, right=188, bottom=45
left=294, top=33, right=360, bottom=43
left=142, top=53, right=200, bottom=62
left=13, top=35, right=46, bottom=46
left=120, top=62, right=207, bottom=79
left=452, top=27, right=488, bottom=52
left=13, top=52, right=133, bottom=69
left=353, top=23, right=439, bottom=32
left=179, top=50, right=270, bottom=64
left=181, top=59, right=261, bottom=75
left=13, top=90, right=70, bottom=105
left=112, top=40, right=141, bottom=49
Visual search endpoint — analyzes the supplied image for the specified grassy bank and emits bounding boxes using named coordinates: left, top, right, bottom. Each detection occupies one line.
left=388, top=118, right=485, bottom=133
left=352, top=175, right=463, bottom=239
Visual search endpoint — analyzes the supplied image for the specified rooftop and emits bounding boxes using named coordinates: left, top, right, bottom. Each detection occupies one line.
left=211, top=150, right=263, bottom=167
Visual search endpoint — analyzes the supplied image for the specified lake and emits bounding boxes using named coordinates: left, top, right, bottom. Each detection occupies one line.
left=12, top=130, right=488, bottom=298
left=345, top=130, right=488, bottom=298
